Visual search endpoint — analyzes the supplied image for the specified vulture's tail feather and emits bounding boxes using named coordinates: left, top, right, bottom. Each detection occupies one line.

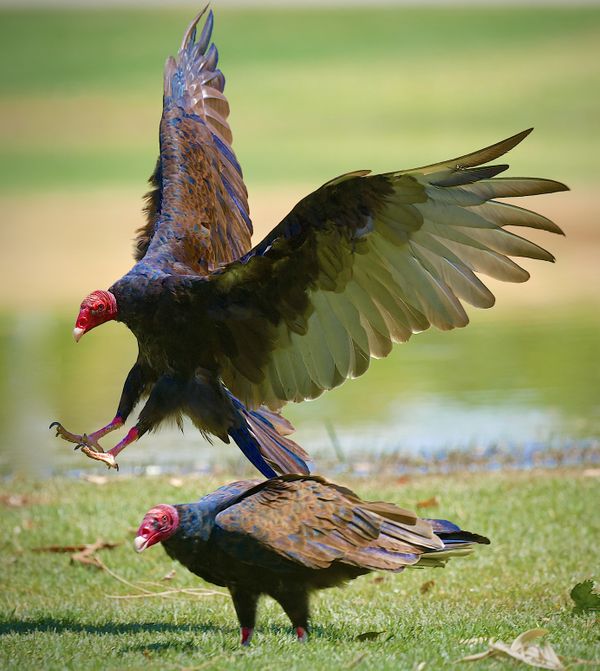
left=227, top=424, right=277, bottom=478
left=228, top=396, right=312, bottom=478
left=412, top=518, right=490, bottom=568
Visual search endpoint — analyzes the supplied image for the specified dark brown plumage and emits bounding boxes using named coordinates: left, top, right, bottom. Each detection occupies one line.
left=134, top=475, right=490, bottom=644
left=52, top=8, right=567, bottom=476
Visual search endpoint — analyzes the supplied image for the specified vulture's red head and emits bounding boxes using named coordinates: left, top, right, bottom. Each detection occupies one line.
left=73, top=290, right=118, bottom=342
left=134, top=504, right=179, bottom=552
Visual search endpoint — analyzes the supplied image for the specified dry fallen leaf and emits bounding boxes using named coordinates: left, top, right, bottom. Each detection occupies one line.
left=459, top=650, right=493, bottom=662
left=161, top=569, right=177, bottom=582
left=71, top=540, right=118, bottom=568
left=1, top=494, right=30, bottom=508
left=33, top=538, right=120, bottom=569
left=420, top=580, right=435, bottom=595
left=82, top=474, right=109, bottom=485
left=33, top=544, right=89, bottom=553
left=458, top=628, right=565, bottom=669
left=169, top=478, right=184, bottom=488
left=416, top=496, right=439, bottom=510
left=2, top=493, right=48, bottom=507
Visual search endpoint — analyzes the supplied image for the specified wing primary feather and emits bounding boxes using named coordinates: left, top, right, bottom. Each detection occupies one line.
left=180, top=5, right=210, bottom=52
left=430, top=164, right=509, bottom=187
left=466, top=177, right=569, bottom=199
left=408, top=128, right=533, bottom=174
left=469, top=201, right=565, bottom=235
left=202, top=130, right=564, bottom=409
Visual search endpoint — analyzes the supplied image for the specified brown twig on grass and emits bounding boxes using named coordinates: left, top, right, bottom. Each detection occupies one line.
left=32, top=537, right=227, bottom=601
left=32, top=538, right=120, bottom=568
left=106, top=587, right=227, bottom=600
left=71, top=540, right=121, bottom=568
left=98, top=558, right=227, bottom=601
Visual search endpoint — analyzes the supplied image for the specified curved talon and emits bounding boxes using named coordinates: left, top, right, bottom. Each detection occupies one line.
left=51, top=421, right=105, bottom=453
left=51, top=419, right=119, bottom=469
left=51, top=421, right=86, bottom=445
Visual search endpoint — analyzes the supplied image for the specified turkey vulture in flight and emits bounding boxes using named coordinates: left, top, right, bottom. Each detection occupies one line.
left=51, top=8, right=566, bottom=475
left=135, top=475, right=490, bottom=644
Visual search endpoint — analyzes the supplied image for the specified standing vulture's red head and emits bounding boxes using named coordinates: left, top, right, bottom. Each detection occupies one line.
left=73, top=290, right=118, bottom=342
left=134, top=504, right=179, bottom=552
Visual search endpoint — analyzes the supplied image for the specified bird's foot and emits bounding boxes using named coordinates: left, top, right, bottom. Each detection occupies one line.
left=296, top=627, right=308, bottom=643
left=80, top=446, right=119, bottom=471
left=49, top=422, right=104, bottom=453
left=50, top=420, right=135, bottom=471
left=240, top=627, right=254, bottom=646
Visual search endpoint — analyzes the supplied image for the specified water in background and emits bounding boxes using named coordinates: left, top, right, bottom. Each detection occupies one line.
left=1, top=308, right=598, bottom=477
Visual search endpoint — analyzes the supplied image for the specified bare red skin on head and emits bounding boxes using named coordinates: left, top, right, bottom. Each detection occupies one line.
left=75, top=290, right=118, bottom=338
left=135, top=504, right=179, bottom=551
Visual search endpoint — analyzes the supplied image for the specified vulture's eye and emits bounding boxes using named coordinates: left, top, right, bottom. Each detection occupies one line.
left=96, top=304, right=105, bottom=312
left=162, top=514, right=168, bottom=523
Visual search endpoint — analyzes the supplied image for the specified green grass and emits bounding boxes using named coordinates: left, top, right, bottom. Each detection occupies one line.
left=1, top=6, right=599, bottom=192
left=1, top=469, right=598, bottom=670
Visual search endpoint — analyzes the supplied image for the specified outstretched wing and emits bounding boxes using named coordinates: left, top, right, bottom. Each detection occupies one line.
left=191, top=129, right=567, bottom=410
left=136, top=8, right=252, bottom=274
left=214, top=475, right=440, bottom=571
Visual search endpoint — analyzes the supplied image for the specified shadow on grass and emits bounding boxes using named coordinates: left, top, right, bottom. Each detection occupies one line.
left=0, top=616, right=340, bottom=643
left=0, top=617, right=222, bottom=637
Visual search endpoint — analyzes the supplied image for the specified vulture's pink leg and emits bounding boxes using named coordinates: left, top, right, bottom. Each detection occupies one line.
left=296, top=627, right=308, bottom=643
left=240, top=627, right=254, bottom=646
left=80, top=427, right=139, bottom=471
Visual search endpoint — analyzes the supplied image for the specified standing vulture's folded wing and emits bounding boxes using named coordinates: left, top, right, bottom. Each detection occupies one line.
left=187, top=129, right=567, bottom=411
left=213, top=475, right=440, bottom=571
left=136, top=8, right=252, bottom=275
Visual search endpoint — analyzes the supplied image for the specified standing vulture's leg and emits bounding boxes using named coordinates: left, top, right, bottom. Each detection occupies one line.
left=50, top=363, right=148, bottom=453
left=229, top=587, right=259, bottom=646
left=274, top=589, right=310, bottom=642
left=79, top=374, right=184, bottom=470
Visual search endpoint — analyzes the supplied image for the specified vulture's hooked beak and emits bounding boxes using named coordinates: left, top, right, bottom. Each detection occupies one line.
left=134, top=506, right=178, bottom=553
left=73, top=327, right=85, bottom=343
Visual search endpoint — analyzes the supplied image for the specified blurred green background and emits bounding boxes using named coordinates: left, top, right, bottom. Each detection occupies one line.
left=1, top=6, right=599, bottom=191
left=1, top=5, right=599, bottom=475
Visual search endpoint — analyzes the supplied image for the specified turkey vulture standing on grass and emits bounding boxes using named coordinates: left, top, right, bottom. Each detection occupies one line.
left=134, top=475, right=490, bottom=644
left=51, top=8, right=567, bottom=475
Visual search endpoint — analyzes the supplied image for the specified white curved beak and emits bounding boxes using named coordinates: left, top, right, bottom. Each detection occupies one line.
left=73, top=327, right=85, bottom=343
left=134, top=536, right=148, bottom=553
